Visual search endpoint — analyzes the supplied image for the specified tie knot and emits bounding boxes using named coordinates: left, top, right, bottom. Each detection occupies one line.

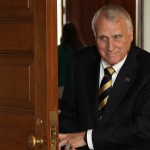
left=104, top=66, right=115, bottom=76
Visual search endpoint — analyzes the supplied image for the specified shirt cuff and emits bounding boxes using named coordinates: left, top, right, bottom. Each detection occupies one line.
left=87, top=129, right=94, bottom=150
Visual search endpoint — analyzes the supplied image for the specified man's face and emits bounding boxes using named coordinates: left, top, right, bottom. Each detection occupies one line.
left=95, top=16, right=133, bottom=65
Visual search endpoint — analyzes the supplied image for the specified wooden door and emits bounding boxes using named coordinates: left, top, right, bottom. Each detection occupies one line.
left=0, top=0, right=58, bottom=150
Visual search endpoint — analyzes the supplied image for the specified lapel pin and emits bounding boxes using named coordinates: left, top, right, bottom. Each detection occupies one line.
left=125, top=77, right=130, bottom=82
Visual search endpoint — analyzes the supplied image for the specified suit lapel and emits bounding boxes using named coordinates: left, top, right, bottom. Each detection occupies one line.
left=102, top=46, right=138, bottom=122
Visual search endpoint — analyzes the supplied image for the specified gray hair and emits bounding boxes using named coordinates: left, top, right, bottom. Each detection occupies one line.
left=92, top=4, right=133, bottom=36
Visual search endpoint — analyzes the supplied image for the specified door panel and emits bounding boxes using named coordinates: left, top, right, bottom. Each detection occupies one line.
left=0, top=23, right=33, bottom=50
left=0, top=0, right=58, bottom=150
left=0, top=52, right=34, bottom=111
left=0, top=111, right=34, bottom=150
left=0, top=0, right=33, bottom=18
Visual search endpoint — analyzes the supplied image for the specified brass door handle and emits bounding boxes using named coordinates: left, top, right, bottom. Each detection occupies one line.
left=28, top=135, right=43, bottom=149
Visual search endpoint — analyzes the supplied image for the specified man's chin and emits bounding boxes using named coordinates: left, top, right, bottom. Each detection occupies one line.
left=105, top=58, right=120, bottom=66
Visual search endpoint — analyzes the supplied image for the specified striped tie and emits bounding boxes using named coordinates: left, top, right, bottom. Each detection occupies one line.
left=98, top=66, right=115, bottom=119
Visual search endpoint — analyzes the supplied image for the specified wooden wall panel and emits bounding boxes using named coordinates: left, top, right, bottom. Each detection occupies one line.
left=66, top=0, right=136, bottom=45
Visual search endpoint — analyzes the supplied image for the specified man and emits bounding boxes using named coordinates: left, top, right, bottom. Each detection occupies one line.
left=59, top=4, right=150, bottom=150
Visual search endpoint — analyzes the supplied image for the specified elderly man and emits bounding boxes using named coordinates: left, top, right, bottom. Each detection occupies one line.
left=59, top=4, right=150, bottom=150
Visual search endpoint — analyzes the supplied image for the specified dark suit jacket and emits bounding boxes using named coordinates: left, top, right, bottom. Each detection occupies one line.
left=59, top=45, right=150, bottom=150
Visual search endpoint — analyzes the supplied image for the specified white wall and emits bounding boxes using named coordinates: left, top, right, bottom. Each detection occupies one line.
left=144, top=0, right=150, bottom=52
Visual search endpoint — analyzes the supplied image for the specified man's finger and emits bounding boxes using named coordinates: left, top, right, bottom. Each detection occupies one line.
left=59, top=133, right=68, bottom=139
left=59, top=134, right=70, bottom=148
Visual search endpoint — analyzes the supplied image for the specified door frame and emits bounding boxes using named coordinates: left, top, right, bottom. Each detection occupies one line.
left=34, top=0, right=58, bottom=149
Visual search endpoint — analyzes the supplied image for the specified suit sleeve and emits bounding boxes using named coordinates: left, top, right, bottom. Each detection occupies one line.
left=59, top=56, right=78, bottom=133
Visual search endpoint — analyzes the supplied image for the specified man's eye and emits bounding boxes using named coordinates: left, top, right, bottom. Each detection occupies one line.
left=114, top=35, right=122, bottom=40
left=97, top=36, right=108, bottom=41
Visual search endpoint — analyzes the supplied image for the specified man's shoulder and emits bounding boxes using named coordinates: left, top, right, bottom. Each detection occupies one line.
left=134, top=45, right=150, bottom=61
left=132, top=45, right=150, bottom=73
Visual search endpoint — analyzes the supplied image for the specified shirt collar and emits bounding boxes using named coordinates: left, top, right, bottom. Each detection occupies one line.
left=101, top=55, right=127, bottom=74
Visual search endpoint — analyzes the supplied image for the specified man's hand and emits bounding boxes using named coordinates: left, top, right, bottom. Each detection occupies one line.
left=59, top=132, right=87, bottom=150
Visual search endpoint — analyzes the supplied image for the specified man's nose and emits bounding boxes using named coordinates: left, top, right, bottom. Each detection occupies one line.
left=107, top=38, right=114, bottom=51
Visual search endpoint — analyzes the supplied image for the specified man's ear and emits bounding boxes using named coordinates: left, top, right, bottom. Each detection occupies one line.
left=129, top=26, right=134, bottom=42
